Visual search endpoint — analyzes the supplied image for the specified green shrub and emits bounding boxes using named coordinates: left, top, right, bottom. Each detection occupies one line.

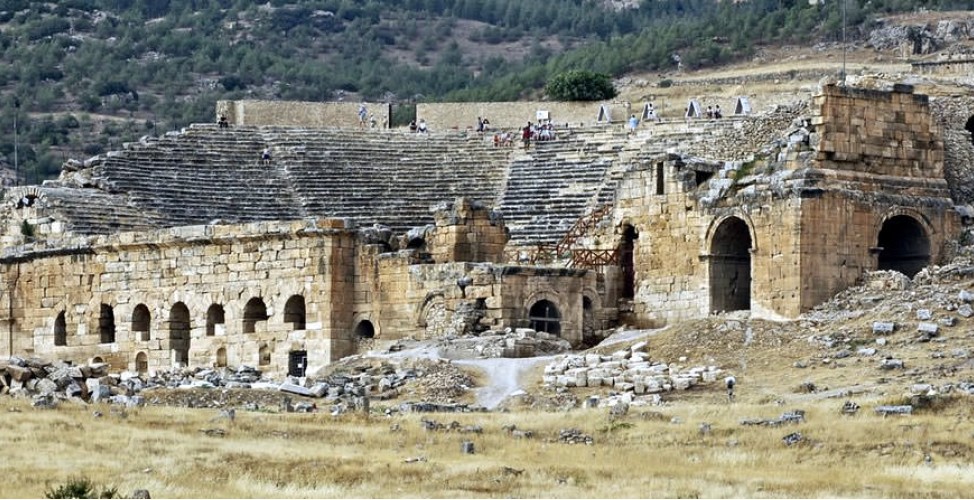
left=545, top=70, right=617, bottom=101
left=44, top=476, right=117, bottom=499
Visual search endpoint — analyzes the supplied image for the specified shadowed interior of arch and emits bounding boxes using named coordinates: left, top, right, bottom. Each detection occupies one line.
left=877, top=215, right=930, bottom=278
left=709, top=217, right=752, bottom=313
left=528, top=300, right=561, bottom=336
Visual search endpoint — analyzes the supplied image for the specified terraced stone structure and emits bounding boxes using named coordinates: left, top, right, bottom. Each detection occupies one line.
left=0, top=83, right=964, bottom=374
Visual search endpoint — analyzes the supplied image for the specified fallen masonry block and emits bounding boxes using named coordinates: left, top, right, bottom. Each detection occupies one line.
left=872, top=322, right=896, bottom=335
left=782, top=432, right=803, bottom=446
left=841, top=401, right=860, bottom=415
left=917, top=322, right=939, bottom=335
left=880, top=358, right=904, bottom=370
left=875, top=405, right=913, bottom=416
left=279, top=383, right=314, bottom=397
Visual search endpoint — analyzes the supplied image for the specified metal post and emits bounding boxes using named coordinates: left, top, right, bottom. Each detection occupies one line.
left=13, top=98, right=19, bottom=186
left=841, top=0, right=847, bottom=85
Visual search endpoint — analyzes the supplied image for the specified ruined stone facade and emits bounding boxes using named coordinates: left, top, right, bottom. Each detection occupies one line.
left=0, top=83, right=966, bottom=374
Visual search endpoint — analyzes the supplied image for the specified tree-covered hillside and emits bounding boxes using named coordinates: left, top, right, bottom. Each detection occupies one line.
left=0, top=0, right=970, bottom=183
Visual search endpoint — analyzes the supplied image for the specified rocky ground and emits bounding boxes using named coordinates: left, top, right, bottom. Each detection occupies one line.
left=3, top=249, right=974, bottom=417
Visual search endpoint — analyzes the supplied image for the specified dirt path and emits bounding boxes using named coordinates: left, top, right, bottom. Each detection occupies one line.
left=453, top=356, right=555, bottom=409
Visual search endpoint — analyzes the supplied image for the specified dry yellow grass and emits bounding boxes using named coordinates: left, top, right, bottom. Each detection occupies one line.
left=3, top=392, right=972, bottom=498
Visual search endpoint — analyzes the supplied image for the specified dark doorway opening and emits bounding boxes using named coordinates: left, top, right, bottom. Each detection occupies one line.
left=355, top=320, right=375, bottom=339
left=529, top=300, right=561, bottom=336
left=619, top=225, right=638, bottom=299
left=169, top=302, right=190, bottom=366
left=877, top=215, right=930, bottom=278
left=288, top=350, right=308, bottom=377
left=709, top=217, right=752, bottom=313
left=243, top=297, right=268, bottom=334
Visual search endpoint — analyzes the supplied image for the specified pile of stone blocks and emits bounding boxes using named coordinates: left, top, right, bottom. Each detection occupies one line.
left=541, top=341, right=721, bottom=394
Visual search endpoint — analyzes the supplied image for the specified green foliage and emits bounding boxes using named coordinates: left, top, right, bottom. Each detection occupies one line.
left=0, top=0, right=961, bottom=182
left=545, top=70, right=617, bottom=101
left=44, top=476, right=117, bottom=499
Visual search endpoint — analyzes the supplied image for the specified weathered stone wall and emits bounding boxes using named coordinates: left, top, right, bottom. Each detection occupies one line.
left=361, top=257, right=599, bottom=347
left=607, top=84, right=960, bottom=324
left=217, top=100, right=392, bottom=129
left=797, top=192, right=956, bottom=311
left=811, top=84, right=944, bottom=179
left=415, top=101, right=631, bottom=131
left=216, top=99, right=638, bottom=131
left=912, top=59, right=974, bottom=75
left=0, top=219, right=357, bottom=374
left=612, top=160, right=805, bottom=323
left=430, top=198, right=509, bottom=264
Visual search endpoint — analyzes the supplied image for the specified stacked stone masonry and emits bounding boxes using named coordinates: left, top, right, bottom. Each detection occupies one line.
left=1, top=84, right=971, bottom=374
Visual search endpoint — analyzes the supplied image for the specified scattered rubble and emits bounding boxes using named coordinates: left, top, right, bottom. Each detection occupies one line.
left=741, top=409, right=806, bottom=427
left=542, top=342, right=721, bottom=399
left=557, top=428, right=594, bottom=445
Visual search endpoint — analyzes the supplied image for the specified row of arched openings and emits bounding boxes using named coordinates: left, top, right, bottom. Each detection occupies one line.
left=54, top=295, right=307, bottom=349
left=706, top=214, right=930, bottom=313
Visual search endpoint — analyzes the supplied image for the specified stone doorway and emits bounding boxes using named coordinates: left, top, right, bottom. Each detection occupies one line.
left=288, top=350, right=308, bottom=377
left=215, top=347, right=227, bottom=368
left=284, top=295, right=306, bottom=330
left=135, top=352, right=148, bottom=374
left=619, top=224, right=638, bottom=299
left=966, top=115, right=974, bottom=145
left=528, top=300, right=561, bottom=336
left=709, top=217, right=752, bottom=313
left=99, top=304, right=116, bottom=343
left=169, top=302, right=191, bottom=366
left=54, top=311, right=67, bottom=346
left=132, top=304, right=150, bottom=341
left=877, top=215, right=930, bottom=278
left=206, top=304, right=225, bottom=336
left=243, top=297, right=268, bottom=334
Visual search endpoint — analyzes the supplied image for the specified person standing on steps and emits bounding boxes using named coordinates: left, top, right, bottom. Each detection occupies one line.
left=261, top=147, right=272, bottom=165
left=358, top=103, right=368, bottom=128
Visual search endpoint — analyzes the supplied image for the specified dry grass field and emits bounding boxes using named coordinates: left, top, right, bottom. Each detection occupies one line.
left=2, top=390, right=972, bottom=498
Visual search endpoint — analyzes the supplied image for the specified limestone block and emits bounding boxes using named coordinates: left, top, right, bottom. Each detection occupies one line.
left=671, top=376, right=695, bottom=391
left=6, top=365, right=32, bottom=382
left=585, top=354, right=602, bottom=367
left=872, top=322, right=896, bottom=335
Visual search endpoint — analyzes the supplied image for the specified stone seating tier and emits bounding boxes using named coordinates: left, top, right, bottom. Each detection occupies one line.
left=44, top=118, right=760, bottom=244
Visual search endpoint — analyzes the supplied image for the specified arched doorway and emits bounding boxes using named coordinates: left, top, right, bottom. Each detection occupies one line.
left=619, top=224, right=638, bottom=299
left=582, top=296, right=597, bottom=347
left=877, top=215, right=930, bottom=278
left=354, top=320, right=375, bottom=339
left=258, top=344, right=271, bottom=366
left=206, top=304, right=225, bottom=336
left=54, top=311, right=67, bottom=346
left=215, top=347, right=227, bottom=368
left=284, top=295, right=306, bottom=330
left=135, top=352, right=148, bottom=374
left=243, top=298, right=268, bottom=334
left=99, top=304, right=116, bottom=343
left=528, top=300, right=561, bottom=336
left=132, top=304, right=151, bottom=341
left=169, top=302, right=191, bottom=366
left=709, top=217, right=752, bottom=313
left=965, top=115, right=974, bottom=145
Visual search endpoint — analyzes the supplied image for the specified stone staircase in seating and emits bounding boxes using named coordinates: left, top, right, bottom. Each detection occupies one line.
left=80, top=125, right=512, bottom=233
left=39, top=117, right=758, bottom=242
